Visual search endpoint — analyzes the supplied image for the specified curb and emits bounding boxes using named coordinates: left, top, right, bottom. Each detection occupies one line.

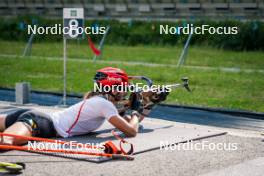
left=159, top=103, right=264, bottom=120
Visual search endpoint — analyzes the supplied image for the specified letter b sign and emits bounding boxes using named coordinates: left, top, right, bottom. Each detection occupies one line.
left=63, top=8, right=84, bottom=39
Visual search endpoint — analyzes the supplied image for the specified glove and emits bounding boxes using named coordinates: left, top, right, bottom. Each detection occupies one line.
left=129, top=92, right=144, bottom=113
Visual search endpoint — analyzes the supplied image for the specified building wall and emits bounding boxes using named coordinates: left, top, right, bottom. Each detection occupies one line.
left=0, top=0, right=263, bottom=20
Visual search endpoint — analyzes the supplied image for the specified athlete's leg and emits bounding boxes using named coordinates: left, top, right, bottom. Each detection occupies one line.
left=1, top=122, right=32, bottom=145
left=0, top=109, right=31, bottom=132
left=1, top=110, right=56, bottom=145
left=1, top=109, right=33, bottom=145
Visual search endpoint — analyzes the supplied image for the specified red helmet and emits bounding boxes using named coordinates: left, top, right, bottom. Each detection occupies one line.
left=94, top=67, right=129, bottom=87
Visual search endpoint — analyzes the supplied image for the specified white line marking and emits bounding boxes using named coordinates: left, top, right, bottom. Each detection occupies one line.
left=0, top=54, right=263, bottom=74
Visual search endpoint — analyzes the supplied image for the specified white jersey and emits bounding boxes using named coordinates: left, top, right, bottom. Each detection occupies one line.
left=50, top=96, right=118, bottom=138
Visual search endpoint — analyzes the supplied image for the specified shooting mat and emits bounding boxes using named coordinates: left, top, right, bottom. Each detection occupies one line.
left=66, top=119, right=227, bottom=155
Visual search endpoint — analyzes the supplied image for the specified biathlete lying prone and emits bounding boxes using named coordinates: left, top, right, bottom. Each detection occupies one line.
left=0, top=67, right=169, bottom=145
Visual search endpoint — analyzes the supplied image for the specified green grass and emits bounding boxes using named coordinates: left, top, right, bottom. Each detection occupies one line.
left=0, top=55, right=263, bottom=112
left=0, top=40, right=263, bottom=112
left=1, top=40, right=264, bottom=69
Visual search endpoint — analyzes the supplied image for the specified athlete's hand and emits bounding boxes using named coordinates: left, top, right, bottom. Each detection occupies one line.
left=131, top=111, right=144, bottom=122
left=129, top=93, right=144, bottom=113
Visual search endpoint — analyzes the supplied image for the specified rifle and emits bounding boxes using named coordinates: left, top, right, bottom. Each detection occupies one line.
left=115, top=76, right=191, bottom=115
